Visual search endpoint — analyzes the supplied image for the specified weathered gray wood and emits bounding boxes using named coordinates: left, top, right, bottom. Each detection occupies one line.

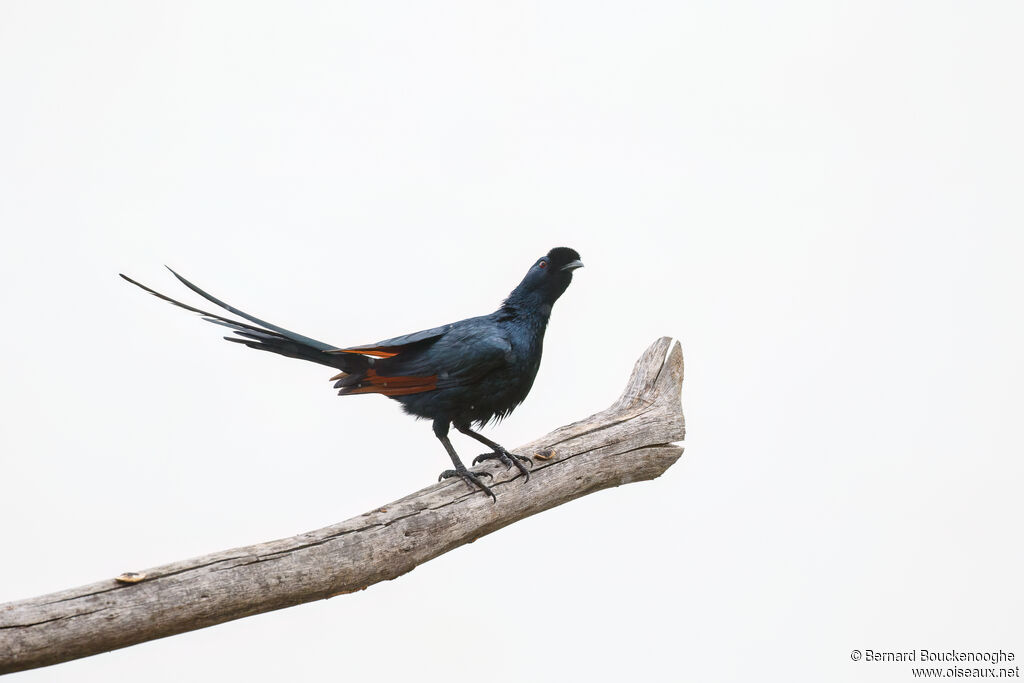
left=0, top=337, right=685, bottom=675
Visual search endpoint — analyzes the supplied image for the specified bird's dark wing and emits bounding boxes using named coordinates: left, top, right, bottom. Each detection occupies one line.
left=329, top=324, right=454, bottom=358
left=332, top=320, right=512, bottom=397
left=427, top=324, right=513, bottom=386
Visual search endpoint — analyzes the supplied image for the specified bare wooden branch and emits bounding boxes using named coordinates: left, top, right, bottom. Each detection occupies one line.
left=0, top=337, right=685, bottom=675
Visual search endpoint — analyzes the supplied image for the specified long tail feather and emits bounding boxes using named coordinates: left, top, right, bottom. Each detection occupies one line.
left=165, top=267, right=335, bottom=352
left=119, top=271, right=358, bottom=372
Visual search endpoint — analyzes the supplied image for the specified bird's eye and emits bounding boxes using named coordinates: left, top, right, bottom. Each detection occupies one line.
left=538, top=261, right=548, bottom=269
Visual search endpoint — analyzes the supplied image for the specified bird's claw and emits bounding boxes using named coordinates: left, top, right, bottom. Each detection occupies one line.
left=438, top=467, right=496, bottom=501
left=438, top=468, right=493, bottom=482
left=472, top=449, right=533, bottom=481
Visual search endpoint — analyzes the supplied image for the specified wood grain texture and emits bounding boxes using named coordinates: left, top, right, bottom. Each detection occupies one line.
left=0, top=337, right=685, bottom=675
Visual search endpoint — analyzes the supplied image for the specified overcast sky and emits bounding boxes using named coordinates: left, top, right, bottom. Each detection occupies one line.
left=1, top=2, right=1022, bottom=682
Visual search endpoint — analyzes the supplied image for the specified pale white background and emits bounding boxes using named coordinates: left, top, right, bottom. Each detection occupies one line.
left=1, top=2, right=1022, bottom=681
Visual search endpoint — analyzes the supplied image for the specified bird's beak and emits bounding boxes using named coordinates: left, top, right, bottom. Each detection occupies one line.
left=561, top=259, right=584, bottom=272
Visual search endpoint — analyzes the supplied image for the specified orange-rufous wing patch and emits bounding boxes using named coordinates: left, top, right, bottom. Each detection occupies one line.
left=342, top=369, right=438, bottom=396
left=328, top=347, right=398, bottom=358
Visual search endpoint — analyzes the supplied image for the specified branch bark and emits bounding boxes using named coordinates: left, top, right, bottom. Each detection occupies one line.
left=0, top=337, right=685, bottom=675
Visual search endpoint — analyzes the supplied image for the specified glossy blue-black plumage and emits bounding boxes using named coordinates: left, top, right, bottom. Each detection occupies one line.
left=120, top=247, right=583, bottom=499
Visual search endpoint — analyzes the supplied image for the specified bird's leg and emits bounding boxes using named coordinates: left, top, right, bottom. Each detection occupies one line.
left=457, top=423, right=532, bottom=482
left=433, top=420, right=495, bottom=501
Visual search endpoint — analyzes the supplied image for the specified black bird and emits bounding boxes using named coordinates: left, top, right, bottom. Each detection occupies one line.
left=120, top=247, right=583, bottom=500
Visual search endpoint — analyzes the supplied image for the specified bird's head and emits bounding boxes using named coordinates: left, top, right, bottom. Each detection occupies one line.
left=505, top=247, right=583, bottom=312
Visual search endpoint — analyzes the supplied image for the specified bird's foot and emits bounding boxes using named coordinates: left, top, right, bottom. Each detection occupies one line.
left=438, top=466, right=496, bottom=501
left=472, top=449, right=533, bottom=481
